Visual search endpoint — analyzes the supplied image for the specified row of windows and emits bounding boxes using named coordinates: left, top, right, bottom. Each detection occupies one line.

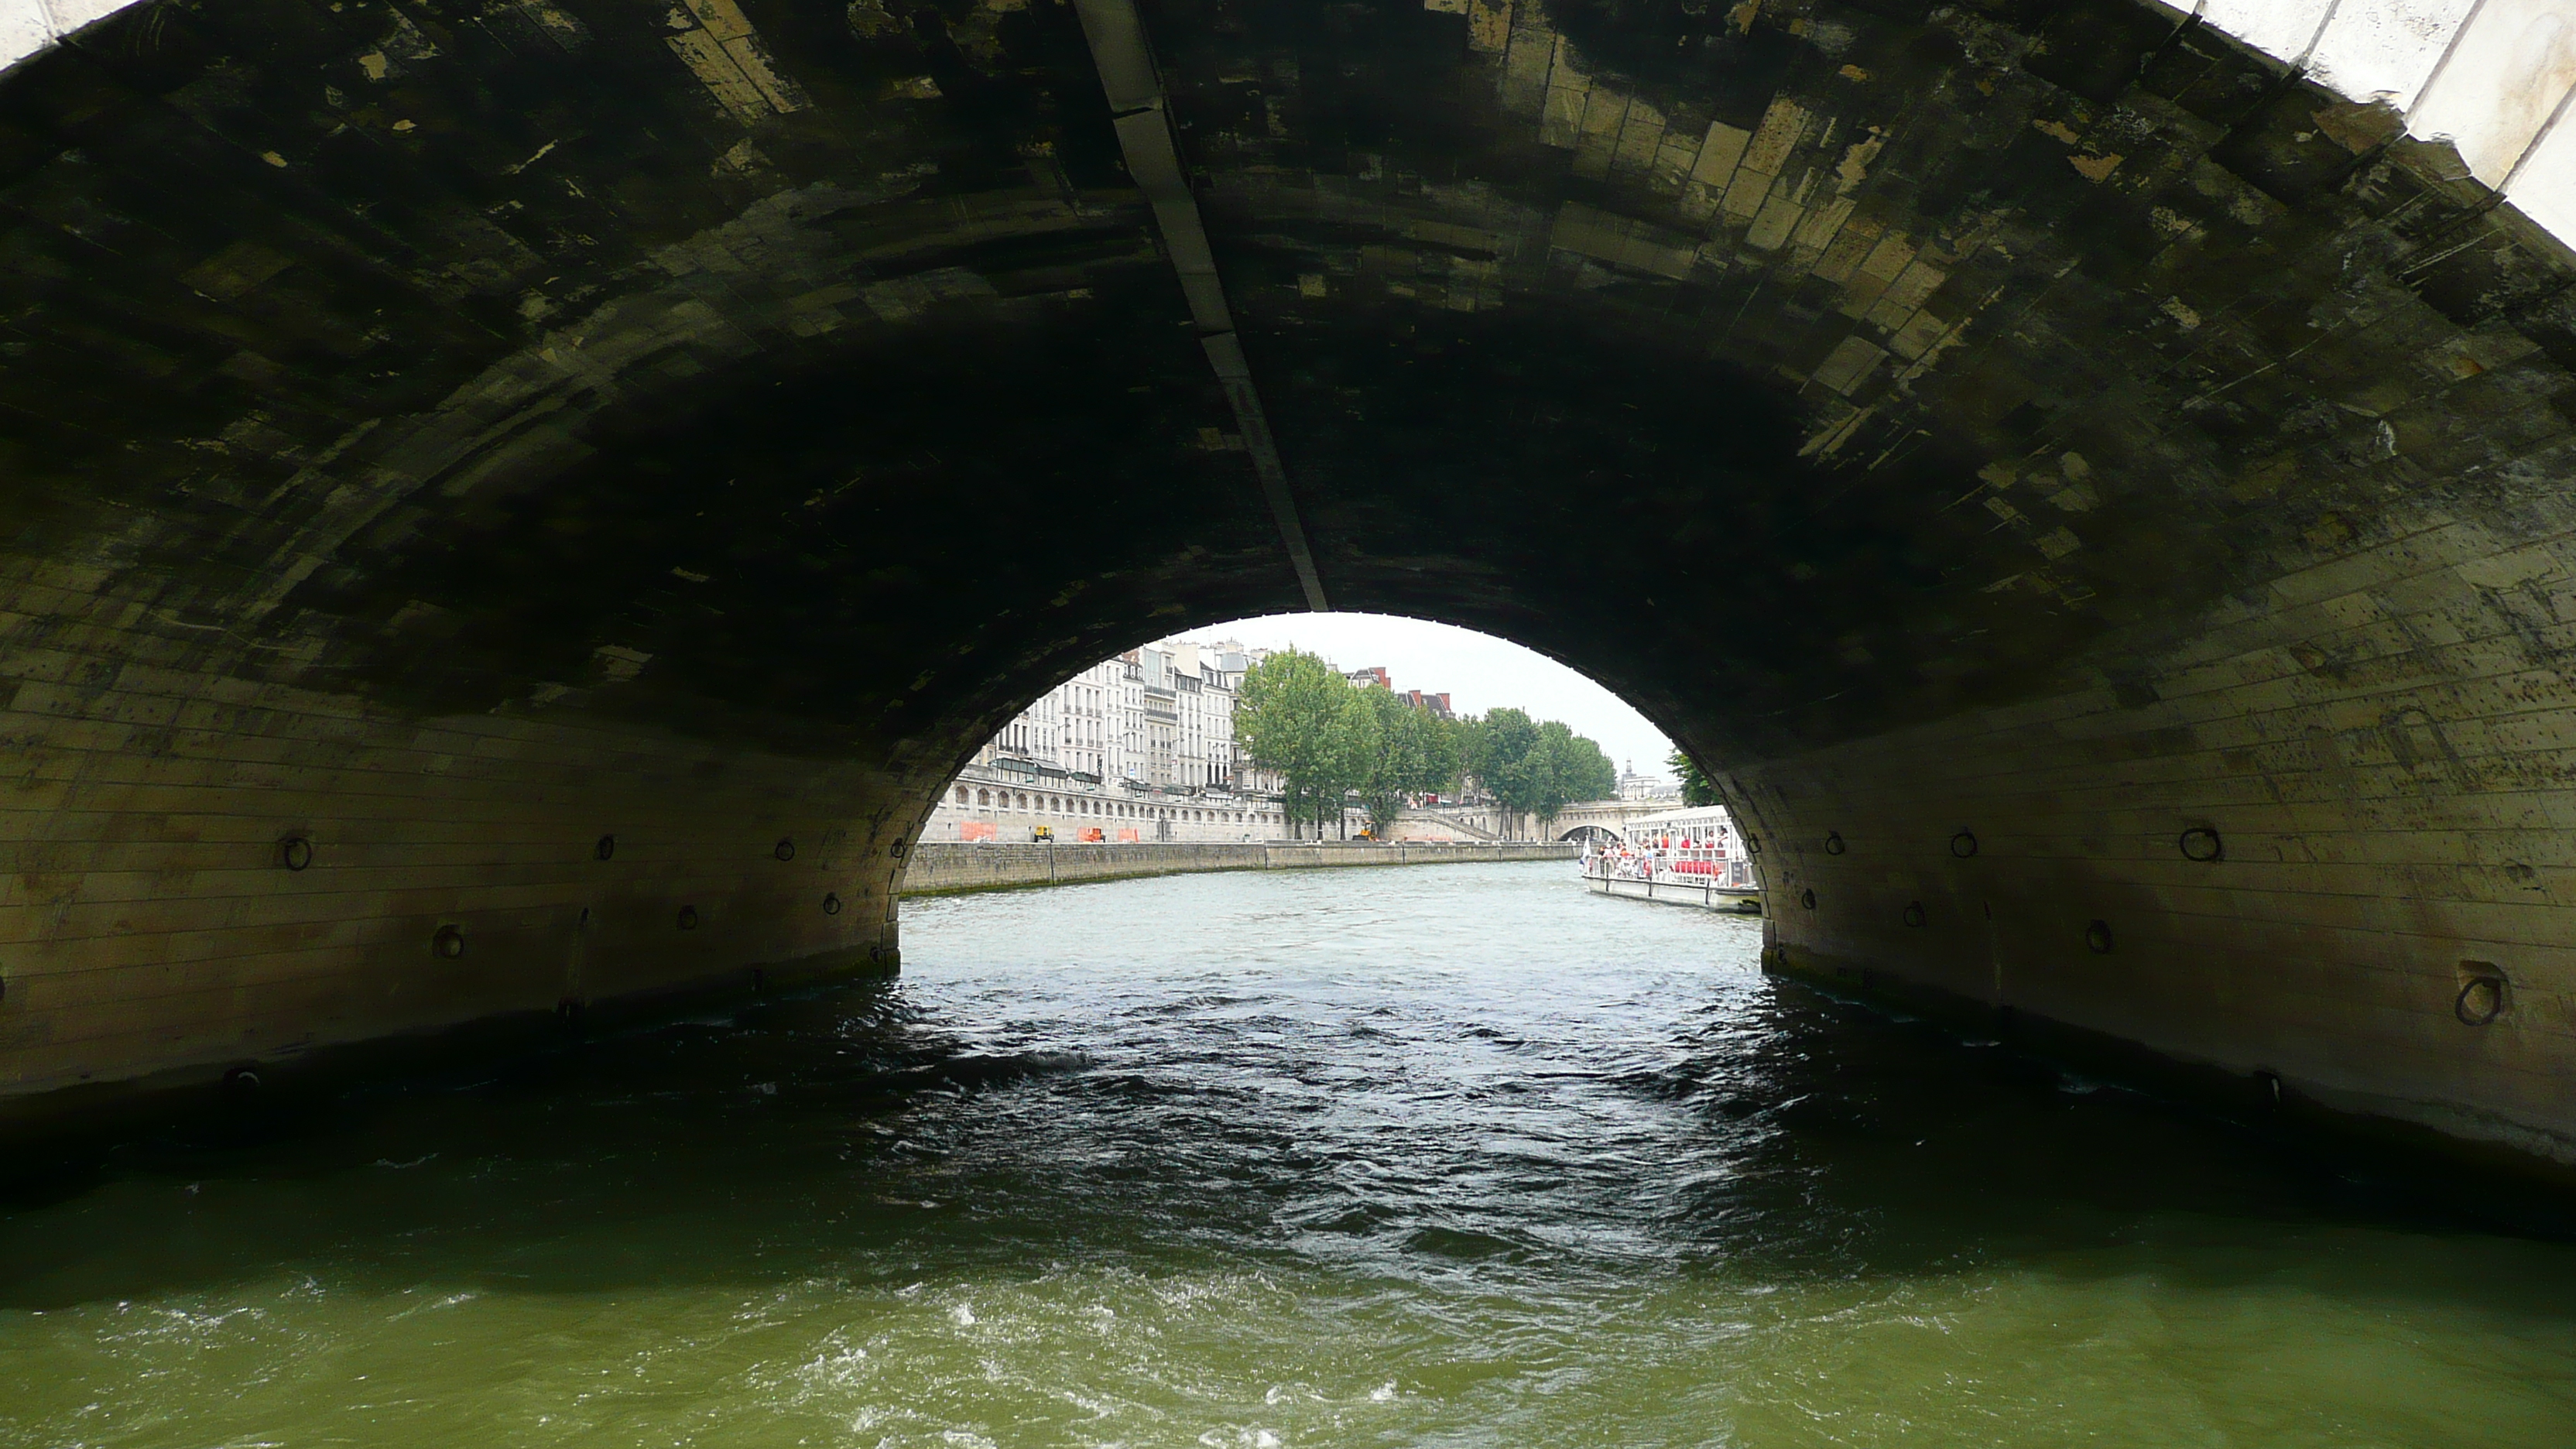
left=951, top=785, right=1271, bottom=823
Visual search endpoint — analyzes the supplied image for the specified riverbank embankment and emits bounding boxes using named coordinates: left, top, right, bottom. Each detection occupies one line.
left=899, top=841, right=1574, bottom=896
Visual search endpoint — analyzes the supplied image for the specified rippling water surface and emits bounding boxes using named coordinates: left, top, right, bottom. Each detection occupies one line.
left=5, top=861, right=2574, bottom=1447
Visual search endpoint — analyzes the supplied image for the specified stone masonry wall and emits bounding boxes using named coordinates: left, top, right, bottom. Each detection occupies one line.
left=1735, top=497, right=2576, bottom=1166
left=0, top=580, right=906, bottom=1126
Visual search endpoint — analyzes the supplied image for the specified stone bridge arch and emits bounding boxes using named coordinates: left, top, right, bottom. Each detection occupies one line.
left=0, top=0, right=2573, bottom=1170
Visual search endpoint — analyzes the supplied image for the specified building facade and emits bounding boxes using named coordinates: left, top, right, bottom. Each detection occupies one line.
left=930, top=637, right=1336, bottom=841
left=1616, top=762, right=1679, bottom=802
left=964, top=656, right=1121, bottom=782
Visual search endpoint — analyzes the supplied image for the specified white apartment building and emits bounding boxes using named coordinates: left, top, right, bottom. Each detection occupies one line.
left=1166, top=640, right=1237, bottom=791
left=968, top=658, right=1118, bottom=780
left=930, top=637, right=1285, bottom=841
left=1132, top=646, right=1180, bottom=786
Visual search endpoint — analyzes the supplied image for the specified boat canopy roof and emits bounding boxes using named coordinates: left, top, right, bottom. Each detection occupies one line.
left=1619, top=805, right=1735, bottom=835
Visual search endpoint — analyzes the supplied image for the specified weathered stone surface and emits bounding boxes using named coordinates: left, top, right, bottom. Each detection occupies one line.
left=1, top=0, right=2573, bottom=1166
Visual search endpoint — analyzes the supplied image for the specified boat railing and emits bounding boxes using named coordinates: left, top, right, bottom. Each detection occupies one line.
left=1580, top=846, right=1757, bottom=890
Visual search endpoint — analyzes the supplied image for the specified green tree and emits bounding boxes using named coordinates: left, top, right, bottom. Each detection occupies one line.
left=1355, top=685, right=1447, bottom=836
left=1324, top=687, right=1378, bottom=838
left=1476, top=707, right=1547, bottom=835
left=1422, top=712, right=1464, bottom=795
left=1530, top=721, right=1615, bottom=829
left=1237, top=649, right=1374, bottom=838
left=1469, top=709, right=1617, bottom=836
left=1668, top=747, right=1721, bottom=807
left=1544, top=723, right=1617, bottom=810
left=1444, top=714, right=1485, bottom=794
left=1530, top=719, right=1577, bottom=829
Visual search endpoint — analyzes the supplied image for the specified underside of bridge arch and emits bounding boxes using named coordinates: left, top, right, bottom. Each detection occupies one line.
left=4, top=0, right=2575, bottom=1166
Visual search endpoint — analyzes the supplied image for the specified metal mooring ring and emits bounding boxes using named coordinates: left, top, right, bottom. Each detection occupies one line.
left=1824, top=832, right=1845, bottom=855
left=595, top=834, right=617, bottom=862
left=775, top=838, right=796, bottom=862
left=2455, top=976, right=2504, bottom=1026
left=1949, top=831, right=1978, bottom=858
left=2178, top=827, right=2223, bottom=862
left=1903, top=901, right=1927, bottom=927
left=1800, top=889, right=1817, bottom=910
left=822, top=892, right=843, bottom=916
left=432, top=924, right=466, bottom=959
left=2084, top=919, right=2114, bottom=954
left=280, top=836, right=313, bottom=872
left=677, top=905, right=700, bottom=931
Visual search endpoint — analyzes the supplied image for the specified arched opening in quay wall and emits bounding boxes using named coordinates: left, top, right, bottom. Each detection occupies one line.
left=0, top=0, right=2573, bottom=1170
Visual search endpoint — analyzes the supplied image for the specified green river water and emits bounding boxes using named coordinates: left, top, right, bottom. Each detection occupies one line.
left=2, top=860, right=2572, bottom=1447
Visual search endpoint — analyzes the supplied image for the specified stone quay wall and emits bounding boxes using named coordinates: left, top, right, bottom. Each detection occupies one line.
left=899, top=841, right=1576, bottom=896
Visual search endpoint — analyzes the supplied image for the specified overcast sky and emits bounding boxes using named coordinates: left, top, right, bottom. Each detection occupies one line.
left=1180, top=613, right=1678, bottom=780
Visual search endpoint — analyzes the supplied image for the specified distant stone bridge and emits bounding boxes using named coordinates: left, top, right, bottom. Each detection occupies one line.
left=1547, top=800, right=1691, bottom=843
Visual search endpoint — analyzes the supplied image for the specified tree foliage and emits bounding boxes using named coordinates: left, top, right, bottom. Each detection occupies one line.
left=1236, top=651, right=1623, bottom=839
left=1668, top=747, right=1721, bottom=807
left=1355, top=683, right=1447, bottom=834
left=1236, top=649, right=1372, bottom=838
left=1438, top=714, right=1481, bottom=794
left=1542, top=721, right=1618, bottom=814
left=1475, top=707, right=1545, bottom=824
left=1458, top=708, right=1619, bottom=834
left=1423, top=713, right=1466, bottom=795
